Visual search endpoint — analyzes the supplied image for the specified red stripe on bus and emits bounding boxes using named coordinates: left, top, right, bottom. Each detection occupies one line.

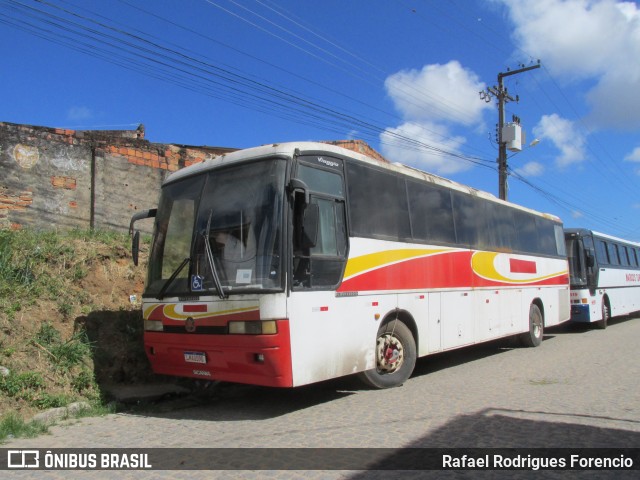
left=509, top=259, right=537, bottom=274
left=338, top=251, right=473, bottom=292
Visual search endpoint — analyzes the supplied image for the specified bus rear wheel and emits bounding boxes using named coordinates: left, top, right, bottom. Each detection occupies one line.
left=520, top=303, right=543, bottom=347
left=359, top=319, right=416, bottom=389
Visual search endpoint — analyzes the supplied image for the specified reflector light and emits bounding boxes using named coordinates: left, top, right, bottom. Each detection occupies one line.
left=581, top=298, right=589, bottom=304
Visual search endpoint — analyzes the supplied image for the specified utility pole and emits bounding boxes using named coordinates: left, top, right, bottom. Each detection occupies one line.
left=479, top=61, right=540, bottom=201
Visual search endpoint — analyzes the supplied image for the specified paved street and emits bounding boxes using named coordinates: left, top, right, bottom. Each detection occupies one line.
left=4, top=316, right=640, bottom=479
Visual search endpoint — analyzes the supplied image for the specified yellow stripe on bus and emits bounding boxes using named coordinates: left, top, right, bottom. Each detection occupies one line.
left=343, top=248, right=449, bottom=280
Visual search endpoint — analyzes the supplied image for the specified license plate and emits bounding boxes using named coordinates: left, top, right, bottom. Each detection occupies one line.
left=184, top=351, right=207, bottom=364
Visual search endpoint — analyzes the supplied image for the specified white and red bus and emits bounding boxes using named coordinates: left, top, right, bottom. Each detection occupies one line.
left=130, top=142, right=570, bottom=389
left=565, top=228, right=640, bottom=329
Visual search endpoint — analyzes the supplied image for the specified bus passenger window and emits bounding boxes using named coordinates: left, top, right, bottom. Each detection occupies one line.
left=620, top=246, right=630, bottom=266
left=595, top=240, right=609, bottom=265
left=607, top=243, right=620, bottom=265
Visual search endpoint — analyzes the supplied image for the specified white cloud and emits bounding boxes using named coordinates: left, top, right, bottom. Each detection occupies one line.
left=381, top=61, right=492, bottom=174
left=571, top=210, right=585, bottom=219
left=533, top=114, right=587, bottom=167
left=503, top=0, right=635, bottom=78
left=498, top=0, right=640, bottom=129
left=67, top=106, right=93, bottom=121
left=625, top=147, right=640, bottom=175
left=624, top=146, right=640, bottom=162
left=384, top=60, right=492, bottom=126
left=514, top=161, right=545, bottom=177
left=380, top=122, right=471, bottom=175
left=586, top=70, right=640, bottom=129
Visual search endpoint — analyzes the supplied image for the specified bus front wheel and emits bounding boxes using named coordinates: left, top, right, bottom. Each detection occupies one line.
left=597, top=301, right=609, bottom=330
left=520, top=303, right=543, bottom=347
left=359, top=319, right=416, bottom=389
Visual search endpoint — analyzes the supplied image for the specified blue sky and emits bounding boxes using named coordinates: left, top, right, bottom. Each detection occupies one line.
left=1, top=0, right=640, bottom=240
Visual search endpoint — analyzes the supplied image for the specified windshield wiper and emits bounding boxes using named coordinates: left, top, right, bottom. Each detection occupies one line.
left=204, top=210, right=228, bottom=299
left=157, top=257, right=190, bottom=300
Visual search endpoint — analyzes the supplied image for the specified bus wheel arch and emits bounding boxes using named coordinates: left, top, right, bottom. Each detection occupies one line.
left=520, top=300, right=544, bottom=347
left=597, top=296, right=610, bottom=329
left=358, top=310, right=417, bottom=389
left=390, top=309, right=419, bottom=352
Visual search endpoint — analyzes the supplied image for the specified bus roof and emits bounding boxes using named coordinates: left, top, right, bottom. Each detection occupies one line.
left=565, top=228, right=640, bottom=248
left=164, top=141, right=562, bottom=223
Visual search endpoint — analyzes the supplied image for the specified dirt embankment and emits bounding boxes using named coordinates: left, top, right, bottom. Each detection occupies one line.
left=0, top=229, right=156, bottom=420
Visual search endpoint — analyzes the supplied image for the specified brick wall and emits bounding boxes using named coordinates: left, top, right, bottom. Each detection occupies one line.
left=325, top=139, right=389, bottom=164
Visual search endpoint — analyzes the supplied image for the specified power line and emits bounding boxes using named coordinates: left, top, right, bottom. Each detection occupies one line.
left=0, top=0, right=495, bottom=170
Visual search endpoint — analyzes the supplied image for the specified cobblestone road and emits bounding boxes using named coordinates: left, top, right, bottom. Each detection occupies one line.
left=4, top=316, right=640, bottom=479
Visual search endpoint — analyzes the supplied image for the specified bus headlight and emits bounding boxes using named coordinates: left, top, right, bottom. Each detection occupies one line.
left=228, top=320, right=277, bottom=335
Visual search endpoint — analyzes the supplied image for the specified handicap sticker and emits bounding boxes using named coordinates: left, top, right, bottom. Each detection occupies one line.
left=191, top=275, right=204, bottom=291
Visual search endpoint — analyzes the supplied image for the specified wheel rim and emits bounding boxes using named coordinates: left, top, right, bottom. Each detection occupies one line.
left=375, top=332, right=405, bottom=374
left=532, top=311, right=542, bottom=338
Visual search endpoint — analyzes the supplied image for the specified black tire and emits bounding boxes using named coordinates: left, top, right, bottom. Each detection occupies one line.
left=597, top=301, right=609, bottom=330
left=520, top=303, right=543, bottom=347
left=358, top=319, right=416, bottom=389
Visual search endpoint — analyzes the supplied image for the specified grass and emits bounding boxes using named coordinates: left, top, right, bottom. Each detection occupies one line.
left=32, top=322, right=93, bottom=372
left=0, top=403, right=116, bottom=443
left=0, top=371, right=45, bottom=401
left=0, top=227, right=150, bottom=443
left=0, top=412, right=49, bottom=441
left=0, top=227, right=133, bottom=319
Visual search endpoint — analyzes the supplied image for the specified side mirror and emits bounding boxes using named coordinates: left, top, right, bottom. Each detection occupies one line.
left=129, top=209, right=156, bottom=266
left=585, top=250, right=595, bottom=268
left=132, top=231, right=141, bottom=266
left=300, top=203, right=319, bottom=249
left=288, top=178, right=310, bottom=205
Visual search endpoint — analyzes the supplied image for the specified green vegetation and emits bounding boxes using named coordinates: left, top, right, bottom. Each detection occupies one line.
left=0, top=227, right=152, bottom=443
left=0, top=412, right=49, bottom=441
left=0, top=228, right=128, bottom=319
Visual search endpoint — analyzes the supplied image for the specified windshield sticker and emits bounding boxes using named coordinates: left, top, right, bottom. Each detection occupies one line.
left=191, top=275, right=204, bottom=291
left=236, top=269, right=252, bottom=284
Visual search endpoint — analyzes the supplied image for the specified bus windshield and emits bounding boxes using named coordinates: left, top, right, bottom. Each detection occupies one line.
left=145, top=158, right=286, bottom=298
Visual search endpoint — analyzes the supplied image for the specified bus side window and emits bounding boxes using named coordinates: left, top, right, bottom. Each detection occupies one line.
left=451, top=191, right=479, bottom=248
left=513, top=210, right=539, bottom=254
left=407, top=180, right=456, bottom=245
left=293, top=197, right=347, bottom=289
left=346, top=162, right=411, bottom=241
left=596, top=240, right=609, bottom=265
left=607, top=243, right=620, bottom=266
left=620, top=246, right=630, bottom=266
